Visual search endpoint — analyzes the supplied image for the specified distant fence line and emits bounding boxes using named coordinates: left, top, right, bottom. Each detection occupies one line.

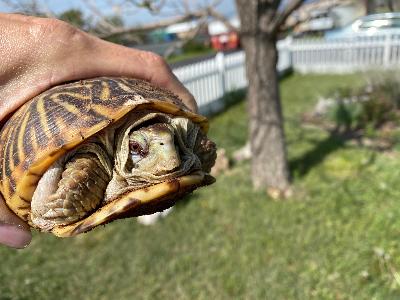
left=172, top=33, right=400, bottom=114
left=290, top=34, right=400, bottom=73
left=172, top=44, right=291, bottom=115
left=172, top=51, right=245, bottom=115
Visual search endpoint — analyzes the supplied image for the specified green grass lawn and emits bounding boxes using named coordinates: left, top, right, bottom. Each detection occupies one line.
left=3, top=74, right=400, bottom=300
left=167, top=48, right=216, bottom=64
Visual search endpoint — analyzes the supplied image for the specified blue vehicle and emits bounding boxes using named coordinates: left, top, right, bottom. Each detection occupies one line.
left=325, top=12, right=400, bottom=40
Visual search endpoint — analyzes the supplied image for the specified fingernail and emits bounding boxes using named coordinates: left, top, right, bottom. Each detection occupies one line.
left=0, top=223, right=31, bottom=249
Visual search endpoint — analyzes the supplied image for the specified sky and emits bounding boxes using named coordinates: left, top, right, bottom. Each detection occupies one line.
left=0, top=0, right=238, bottom=26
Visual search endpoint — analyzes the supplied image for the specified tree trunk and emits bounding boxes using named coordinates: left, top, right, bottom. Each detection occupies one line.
left=387, top=0, right=394, bottom=11
left=364, top=0, right=376, bottom=14
left=241, top=34, right=290, bottom=190
left=236, top=0, right=291, bottom=190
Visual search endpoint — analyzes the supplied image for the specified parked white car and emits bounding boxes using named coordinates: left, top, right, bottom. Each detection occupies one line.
left=325, top=13, right=400, bottom=40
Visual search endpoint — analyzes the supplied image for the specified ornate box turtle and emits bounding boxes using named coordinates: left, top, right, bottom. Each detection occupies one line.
left=0, top=77, right=216, bottom=237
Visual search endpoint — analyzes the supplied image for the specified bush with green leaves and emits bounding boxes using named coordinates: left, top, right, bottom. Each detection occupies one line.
left=182, top=40, right=210, bottom=53
left=326, top=72, right=399, bottom=132
left=327, top=100, right=364, bottom=131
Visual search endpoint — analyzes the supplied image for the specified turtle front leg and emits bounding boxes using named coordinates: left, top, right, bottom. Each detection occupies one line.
left=31, top=153, right=110, bottom=231
left=194, top=131, right=217, bottom=173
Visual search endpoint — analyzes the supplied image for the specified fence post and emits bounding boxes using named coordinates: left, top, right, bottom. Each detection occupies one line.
left=283, top=36, right=293, bottom=72
left=383, top=33, right=391, bottom=68
left=216, top=51, right=226, bottom=97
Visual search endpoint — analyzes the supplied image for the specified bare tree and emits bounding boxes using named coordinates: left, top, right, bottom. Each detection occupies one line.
left=1, top=0, right=232, bottom=57
left=86, top=0, right=230, bottom=56
left=235, top=0, right=304, bottom=191
left=91, top=1, right=231, bottom=41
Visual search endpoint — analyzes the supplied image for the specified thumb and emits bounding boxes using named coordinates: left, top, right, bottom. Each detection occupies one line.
left=0, top=194, right=31, bottom=249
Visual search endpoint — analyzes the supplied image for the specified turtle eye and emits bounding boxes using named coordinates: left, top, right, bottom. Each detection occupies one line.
left=129, top=141, right=142, bottom=154
left=129, top=138, right=148, bottom=165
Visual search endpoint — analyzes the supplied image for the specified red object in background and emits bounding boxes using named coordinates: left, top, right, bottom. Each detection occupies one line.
left=211, top=32, right=240, bottom=51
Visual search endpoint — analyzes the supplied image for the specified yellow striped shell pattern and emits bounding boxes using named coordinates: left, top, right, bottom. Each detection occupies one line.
left=0, top=77, right=208, bottom=225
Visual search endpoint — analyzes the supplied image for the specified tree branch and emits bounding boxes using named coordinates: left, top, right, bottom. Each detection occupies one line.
left=128, top=0, right=166, bottom=14
left=4, top=0, right=234, bottom=46
left=163, top=16, right=208, bottom=58
left=207, top=7, right=238, bottom=33
left=0, top=0, right=54, bottom=17
left=41, top=0, right=57, bottom=18
left=269, top=0, right=305, bottom=35
left=98, top=9, right=208, bottom=39
left=84, top=0, right=122, bottom=33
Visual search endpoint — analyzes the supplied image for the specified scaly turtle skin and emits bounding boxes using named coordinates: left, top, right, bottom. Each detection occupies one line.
left=0, top=77, right=216, bottom=237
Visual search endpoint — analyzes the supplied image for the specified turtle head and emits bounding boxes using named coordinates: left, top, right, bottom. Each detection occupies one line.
left=128, top=123, right=180, bottom=175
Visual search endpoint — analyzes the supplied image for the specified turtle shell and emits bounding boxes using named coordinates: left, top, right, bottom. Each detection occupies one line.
left=0, top=77, right=211, bottom=237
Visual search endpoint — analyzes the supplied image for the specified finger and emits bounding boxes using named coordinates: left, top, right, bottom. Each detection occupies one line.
left=0, top=18, right=198, bottom=120
left=0, top=194, right=31, bottom=249
left=66, top=37, right=198, bottom=112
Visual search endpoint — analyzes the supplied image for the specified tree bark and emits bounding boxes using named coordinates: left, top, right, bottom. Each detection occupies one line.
left=242, top=34, right=290, bottom=190
left=387, top=0, right=394, bottom=12
left=364, top=0, right=376, bottom=14
left=236, top=0, right=291, bottom=190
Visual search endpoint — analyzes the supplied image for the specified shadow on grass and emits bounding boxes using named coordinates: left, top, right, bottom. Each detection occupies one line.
left=203, top=70, right=294, bottom=118
left=200, top=89, right=247, bottom=118
left=289, top=131, right=347, bottom=178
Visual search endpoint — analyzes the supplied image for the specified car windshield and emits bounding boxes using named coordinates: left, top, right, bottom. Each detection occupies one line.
left=359, top=18, right=400, bottom=29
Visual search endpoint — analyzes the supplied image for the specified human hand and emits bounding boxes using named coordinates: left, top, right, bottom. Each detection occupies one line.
left=0, top=13, right=197, bottom=248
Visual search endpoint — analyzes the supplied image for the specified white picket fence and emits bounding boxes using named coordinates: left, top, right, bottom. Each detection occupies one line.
left=173, top=45, right=291, bottom=114
left=172, top=33, right=400, bottom=114
left=290, top=34, right=400, bottom=73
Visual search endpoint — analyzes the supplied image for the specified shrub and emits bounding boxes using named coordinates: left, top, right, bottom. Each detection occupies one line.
left=182, top=40, right=209, bottom=53
left=325, top=72, right=399, bottom=132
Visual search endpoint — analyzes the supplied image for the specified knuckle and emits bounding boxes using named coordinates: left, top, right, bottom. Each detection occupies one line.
left=142, top=51, right=169, bottom=70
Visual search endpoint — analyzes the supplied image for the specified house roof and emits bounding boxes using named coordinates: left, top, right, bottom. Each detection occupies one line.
left=208, top=16, right=240, bottom=35
left=166, top=20, right=198, bottom=34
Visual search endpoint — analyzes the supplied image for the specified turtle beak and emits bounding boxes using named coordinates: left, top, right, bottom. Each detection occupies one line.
left=153, top=140, right=181, bottom=175
left=132, top=123, right=181, bottom=176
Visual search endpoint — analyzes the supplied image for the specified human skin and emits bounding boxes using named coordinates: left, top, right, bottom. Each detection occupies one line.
left=0, top=13, right=197, bottom=249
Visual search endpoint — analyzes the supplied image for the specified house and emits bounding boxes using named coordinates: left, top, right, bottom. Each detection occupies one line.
left=165, top=20, right=200, bottom=39
left=208, top=16, right=240, bottom=51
